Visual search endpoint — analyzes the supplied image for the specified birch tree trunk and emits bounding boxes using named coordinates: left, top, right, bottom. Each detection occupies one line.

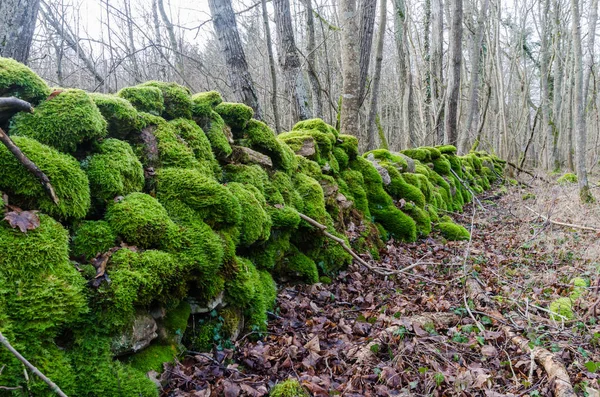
left=208, top=0, right=263, bottom=120
left=0, top=0, right=41, bottom=64
left=339, top=0, right=360, bottom=137
left=394, top=0, right=417, bottom=147
left=570, top=0, right=593, bottom=202
left=366, top=0, right=387, bottom=151
left=274, top=0, right=312, bottom=123
left=444, top=0, right=463, bottom=146
left=304, top=0, right=323, bottom=118
left=358, top=0, right=377, bottom=103
left=431, top=0, right=444, bottom=143
left=459, top=0, right=489, bottom=153
left=261, top=0, right=282, bottom=133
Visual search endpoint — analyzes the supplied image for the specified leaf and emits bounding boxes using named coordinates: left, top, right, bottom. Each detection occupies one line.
left=4, top=209, right=40, bottom=233
left=585, top=361, right=600, bottom=373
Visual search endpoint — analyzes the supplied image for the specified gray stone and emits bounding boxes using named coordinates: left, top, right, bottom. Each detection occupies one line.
left=188, top=292, right=225, bottom=314
left=111, top=313, right=158, bottom=356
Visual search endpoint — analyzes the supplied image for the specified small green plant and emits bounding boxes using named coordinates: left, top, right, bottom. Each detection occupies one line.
left=433, top=372, right=445, bottom=387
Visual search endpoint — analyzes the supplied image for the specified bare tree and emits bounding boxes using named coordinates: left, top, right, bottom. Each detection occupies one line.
left=366, top=0, right=387, bottom=151
left=304, top=0, right=323, bottom=118
left=430, top=0, right=444, bottom=143
left=358, top=0, right=377, bottom=103
left=339, top=0, right=360, bottom=136
left=0, top=0, right=41, bottom=64
left=262, top=0, right=282, bottom=133
left=444, top=0, right=463, bottom=146
left=208, top=0, right=263, bottom=119
left=274, top=0, right=312, bottom=123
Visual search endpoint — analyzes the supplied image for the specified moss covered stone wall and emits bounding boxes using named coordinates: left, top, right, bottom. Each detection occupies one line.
left=0, top=58, right=505, bottom=395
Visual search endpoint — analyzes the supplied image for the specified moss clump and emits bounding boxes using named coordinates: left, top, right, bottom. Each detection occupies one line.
left=83, top=138, right=145, bottom=204
left=10, top=88, right=107, bottom=153
left=271, top=171, right=303, bottom=209
left=432, top=157, right=452, bottom=175
left=293, top=173, right=328, bottom=224
left=364, top=149, right=409, bottom=171
left=0, top=136, right=91, bottom=220
left=401, top=148, right=431, bottom=162
left=170, top=117, right=220, bottom=174
left=549, top=297, right=574, bottom=320
left=106, top=192, right=176, bottom=249
left=191, top=91, right=223, bottom=116
left=276, top=245, right=319, bottom=283
left=380, top=163, right=426, bottom=208
left=127, top=343, right=179, bottom=373
left=118, top=85, right=165, bottom=116
left=71, top=220, right=117, bottom=260
left=139, top=81, right=193, bottom=120
left=341, top=170, right=371, bottom=217
left=0, top=57, right=51, bottom=104
left=156, top=167, right=241, bottom=228
left=270, top=379, right=309, bottom=397
left=194, top=109, right=232, bottom=159
left=436, top=145, right=458, bottom=155
left=557, top=173, right=578, bottom=184
left=402, top=202, right=432, bottom=236
left=437, top=222, right=470, bottom=241
left=226, top=182, right=272, bottom=246
left=337, top=134, right=359, bottom=159
left=160, top=301, right=191, bottom=344
left=570, top=277, right=588, bottom=300
left=90, top=93, right=144, bottom=139
left=292, top=118, right=339, bottom=139
left=243, top=119, right=297, bottom=172
left=268, top=205, right=301, bottom=229
left=215, top=102, right=254, bottom=133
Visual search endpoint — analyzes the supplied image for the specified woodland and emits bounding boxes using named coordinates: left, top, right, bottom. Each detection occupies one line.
left=1, top=0, right=600, bottom=396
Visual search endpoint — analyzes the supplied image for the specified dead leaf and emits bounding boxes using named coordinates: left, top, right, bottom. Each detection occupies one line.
left=222, top=380, right=240, bottom=397
left=4, top=208, right=40, bottom=233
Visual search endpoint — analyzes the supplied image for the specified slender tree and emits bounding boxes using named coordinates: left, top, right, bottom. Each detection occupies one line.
left=444, top=0, right=463, bottom=146
left=261, top=0, right=282, bottom=133
left=367, top=0, right=387, bottom=150
left=431, top=0, right=444, bottom=143
left=208, top=0, right=263, bottom=119
left=0, top=0, right=41, bottom=63
left=358, top=0, right=377, bottom=103
left=304, top=0, right=323, bottom=117
left=274, top=0, right=312, bottom=123
left=339, top=0, right=360, bottom=137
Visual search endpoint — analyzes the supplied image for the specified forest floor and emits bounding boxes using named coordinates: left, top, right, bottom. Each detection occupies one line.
left=164, top=172, right=600, bottom=397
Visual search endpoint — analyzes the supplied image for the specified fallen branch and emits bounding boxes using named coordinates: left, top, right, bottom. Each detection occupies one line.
left=524, top=206, right=600, bottom=233
left=0, top=97, right=34, bottom=123
left=506, top=161, right=551, bottom=183
left=0, top=332, right=69, bottom=397
left=0, top=127, right=59, bottom=205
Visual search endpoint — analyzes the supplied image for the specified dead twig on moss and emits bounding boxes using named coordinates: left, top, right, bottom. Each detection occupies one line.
left=0, top=127, right=59, bottom=205
left=524, top=205, right=600, bottom=232
left=450, top=168, right=486, bottom=211
left=0, top=332, right=69, bottom=397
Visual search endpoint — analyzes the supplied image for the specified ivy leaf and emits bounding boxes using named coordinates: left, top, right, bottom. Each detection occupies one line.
left=4, top=209, right=40, bottom=233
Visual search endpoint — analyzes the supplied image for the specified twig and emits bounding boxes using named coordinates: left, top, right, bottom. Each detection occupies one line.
left=0, top=127, right=59, bottom=205
left=0, top=332, right=68, bottom=396
left=524, top=205, right=600, bottom=232
left=506, top=161, right=551, bottom=183
left=450, top=168, right=486, bottom=211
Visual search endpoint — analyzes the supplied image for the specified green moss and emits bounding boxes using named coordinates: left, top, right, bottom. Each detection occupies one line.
left=246, top=270, right=277, bottom=331
left=436, top=145, right=458, bottom=155
left=423, top=146, right=442, bottom=159
left=215, top=102, right=254, bottom=133
left=188, top=319, right=220, bottom=351
left=293, top=173, right=328, bottom=224
left=337, top=134, right=359, bottom=159
left=106, top=192, right=176, bottom=249
left=557, top=173, right=578, bottom=184
left=243, top=119, right=296, bottom=172
left=570, top=277, right=588, bottom=300
left=401, top=148, right=431, bottom=162
left=83, top=138, right=145, bottom=204
left=169, top=118, right=219, bottom=173
left=432, top=157, right=452, bottom=175
left=224, top=163, right=269, bottom=194
left=549, top=297, right=574, bottom=320
left=90, top=93, right=144, bottom=139
left=276, top=245, right=319, bottom=283
left=333, top=147, right=349, bottom=169
left=271, top=171, right=303, bottom=208
left=380, top=162, right=426, bottom=208
left=191, top=91, right=223, bottom=116
left=270, top=379, right=309, bottom=397
left=10, top=88, right=107, bottom=153
left=220, top=307, right=243, bottom=338
left=0, top=136, right=90, bottom=220
left=138, top=81, right=193, bottom=119
left=437, top=222, right=470, bottom=241
left=292, top=118, right=339, bottom=139
left=341, top=170, right=370, bottom=217
left=268, top=205, right=301, bottom=229
left=140, top=117, right=200, bottom=170
left=71, top=220, right=117, bottom=260
left=156, top=167, right=241, bottom=228
left=127, top=343, right=179, bottom=373
left=248, top=230, right=292, bottom=270
left=224, top=257, right=259, bottom=307
left=364, top=149, right=409, bottom=171
left=118, top=86, right=165, bottom=116
left=402, top=202, right=432, bottom=236
left=226, top=182, right=272, bottom=246
left=0, top=57, right=51, bottom=104
left=280, top=128, right=336, bottom=159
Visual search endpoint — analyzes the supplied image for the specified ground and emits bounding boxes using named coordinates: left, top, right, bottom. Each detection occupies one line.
left=163, top=173, right=600, bottom=396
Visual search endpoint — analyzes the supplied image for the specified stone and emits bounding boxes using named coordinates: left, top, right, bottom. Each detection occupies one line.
left=188, top=291, right=225, bottom=314
left=111, top=313, right=158, bottom=356
left=229, top=145, right=273, bottom=168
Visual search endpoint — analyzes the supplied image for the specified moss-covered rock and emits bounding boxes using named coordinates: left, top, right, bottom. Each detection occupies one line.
left=270, top=379, right=309, bottom=397
left=0, top=136, right=91, bottom=219
left=292, top=118, right=338, bottom=139
left=226, top=182, right=272, bottom=246
left=215, top=102, right=254, bottom=133
left=71, top=220, right=117, bottom=260
left=243, top=119, right=297, bottom=172
left=90, top=93, right=144, bottom=139
left=118, top=85, right=165, bottom=116
left=557, top=173, right=578, bottom=184
left=83, top=138, right=145, bottom=204
left=437, top=221, right=470, bottom=241
left=276, top=244, right=319, bottom=283
left=10, top=89, right=107, bottom=153
left=191, top=94, right=233, bottom=159
left=106, top=192, right=176, bottom=249
left=549, top=297, right=574, bottom=320
left=137, top=81, right=193, bottom=119
left=170, top=117, right=220, bottom=175
left=0, top=57, right=51, bottom=104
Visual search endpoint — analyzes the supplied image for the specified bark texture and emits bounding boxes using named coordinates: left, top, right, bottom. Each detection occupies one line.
left=358, top=0, right=377, bottom=103
left=339, top=0, right=360, bottom=137
left=208, top=0, right=263, bottom=120
left=305, top=0, right=323, bottom=118
left=444, top=0, right=463, bottom=146
left=431, top=0, right=444, bottom=143
left=262, top=0, right=282, bottom=133
left=0, top=0, right=41, bottom=64
left=366, top=0, right=387, bottom=151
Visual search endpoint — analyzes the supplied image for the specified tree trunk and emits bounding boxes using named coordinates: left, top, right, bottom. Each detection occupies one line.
left=358, top=0, right=377, bottom=103
left=570, top=0, right=593, bottom=201
left=339, top=0, right=360, bottom=137
left=366, top=0, right=387, bottom=151
left=444, top=0, right=463, bottom=146
left=540, top=0, right=552, bottom=169
left=459, top=0, right=489, bottom=154
left=431, top=0, right=444, bottom=143
left=208, top=0, right=263, bottom=120
left=261, top=0, right=282, bottom=133
left=394, top=0, right=417, bottom=147
left=550, top=0, right=562, bottom=171
left=304, top=0, right=323, bottom=118
left=0, top=0, right=40, bottom=64
left=274, top=0, right=312, bottom=123
left=157, top=0, right=184, bottom=77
